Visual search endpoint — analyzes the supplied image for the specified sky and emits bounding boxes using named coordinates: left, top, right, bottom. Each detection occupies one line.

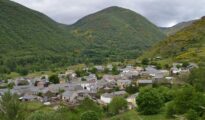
left=12, top=0, right=205, bottom=27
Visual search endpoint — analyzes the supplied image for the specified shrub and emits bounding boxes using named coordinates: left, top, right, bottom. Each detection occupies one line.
left=137, top=87, right=164, bottom=115
left=185, top=109, right=199, bottom=120
left=108, top=96, right=128, bottom=115
left=80, top=111, right=99, bottom=120
left=49, top=74, right=59, bottom=84
left=141, top=58, right=149, bottom=65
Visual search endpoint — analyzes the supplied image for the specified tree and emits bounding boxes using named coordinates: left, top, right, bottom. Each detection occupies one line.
left=182, top=61, right=190, bottom=68
left=141, top=58, right=149, bottom=65
left=17, top=67, right=29, bottom=76
left=125, top=84, right=138, bottom=94
left=0, top=91, right=26, bottom=120
left=78, top=98, right=103, bottom=118
left=49, top=74, right=59, bottom=84
left=137, top=87, right=164, bottom=115
left=185, top=109, right=199, bottom=120
left=103, top=68, right=109, bottom=74
left=108, top=96, right=128, bottom=115
left=171, top=85, right=205, bottom=114
left=80, top=111, right=99, bottom=120
left=112, top=66, right=120, bottom=75
left=89, top=67, right=97, bottom=74
left=166, top=101, right=177, bottom=118
left=187, top=67, right=205, bottom=92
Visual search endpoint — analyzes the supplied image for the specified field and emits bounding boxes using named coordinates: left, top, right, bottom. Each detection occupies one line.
left=105, top=110, right=175, bottom=120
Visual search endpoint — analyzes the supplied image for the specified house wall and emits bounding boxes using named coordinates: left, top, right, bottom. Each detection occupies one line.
left=100, top=96, right=112, bottom=104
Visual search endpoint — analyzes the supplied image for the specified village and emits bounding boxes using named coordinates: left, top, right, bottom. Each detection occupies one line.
left=0, top=62, right=198, bottom=109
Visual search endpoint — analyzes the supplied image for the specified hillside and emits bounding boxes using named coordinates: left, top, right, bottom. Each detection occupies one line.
left=141, top=17, right=205, bottom=64
left=0, top=0, right=83, bottom=74
left=71, top=6, right=166, bottom=62
left=0, top=1, right=166, bottom=76
left=161, top=20, right=195, bottom=36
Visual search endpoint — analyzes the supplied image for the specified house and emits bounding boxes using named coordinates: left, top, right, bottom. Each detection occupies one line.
left=0, top=88, right=9, bottom=97
left=81, top=80, right=97, bottom=92
left=65, top=70, right=77, bottom=80
left=171, top=67, right=182, bottom=75
left=137, top=80, right=153, bottom=86
left=120, top=66, right=141, bottom=79
left=48, top=83, right=69, bottom=94
left=19, top=95, right=37, bottom=101
left=165, top=77, right=174, bottom=84
left=95, top=65, right=104, bottom=71
left=100, top=91, right=127, bottom=104
left=66, top=84, right=84, bottom=91
left=102, top=75, right=115, bottom=83
left=126, top=93, right=139, bottom=109
left=140, top=66, right=159, bottom=78
left=11, top=85, right=32, bottom=95
left=62, top=91, right=78, bottom=103
left=107, top=64, right=113, bottom=71
left=35, top=81, right=46, bottom=88
left=84, top=74, right=97, bottom=81
left=117, top=80, right=131, bottom=89
left=0, top=80, right=4, bottom=84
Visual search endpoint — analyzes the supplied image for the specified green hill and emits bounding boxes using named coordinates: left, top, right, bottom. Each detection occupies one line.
left=71, top=6, right=166, bottom=62
left=0, top=0, right=82, bottom=74
left=0, top=1, right=166, bottom=76
left=141, top=17, right=205, bottom=64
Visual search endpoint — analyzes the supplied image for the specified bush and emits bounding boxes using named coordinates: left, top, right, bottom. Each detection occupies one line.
left=80, top=111, right=99, bottom=120
left=166, top=102, right=177, bottom=118
left=112, top=66, right=120, bottom=75
left=185, top=109, right=199, bottom=120
left=187, top=67, right=205, bottom=92
left=182, top=61, right=190, bottom=68
left=108, top=96, right=128, bottom=115
left=26, top=111, right=63, bottom=120
left=165, top=85, right=205, bottom=117
left=141, top=58, right=149, bottom=65
left=125, top=84, right=138, bottom=94
left=137, top=87, right=164, bottom=115
left=18, top=80, right=29, bottom=86
left=49, top=74, right=59, bottom=84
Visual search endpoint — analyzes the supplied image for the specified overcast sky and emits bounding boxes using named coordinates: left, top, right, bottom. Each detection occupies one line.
left=12, top=0, right=205, bottom=27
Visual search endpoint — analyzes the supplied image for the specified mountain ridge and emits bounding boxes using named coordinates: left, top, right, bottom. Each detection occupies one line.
left=0, top=0, right=166, bottom=76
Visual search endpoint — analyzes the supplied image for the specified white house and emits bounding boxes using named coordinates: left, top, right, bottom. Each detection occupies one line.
left=81, top=80, right=97, bottom=92
left=100, top=91, right=127, bottom=104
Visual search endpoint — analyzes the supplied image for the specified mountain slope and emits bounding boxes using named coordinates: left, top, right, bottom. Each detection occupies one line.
left=71, top=6, right=166, bottom=62
left=0, top=0, right=82, bottom=73
left=161, top=20, right=195, bottom=36
left=141, top=17, right=205, bottom=63
left=0, top=1, right=166, bottom=75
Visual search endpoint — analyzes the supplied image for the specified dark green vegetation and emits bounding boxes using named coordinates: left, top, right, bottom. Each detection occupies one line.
left=0, top=0, right=80, bottom=76
left=80, top=111, right=99, bottom=120
left=0, top=0, right=166, bottom=77
left=137, top=87, right=164, bottom=115
left=0, top=92, right=26, bottom=120
left=160, top=20, right=195, bottom=36
left=48, top=74, right=60, bottom=84
left=141, top=17, right=205, bottom=64
left=108, top=96, right=128, bottom=115
left=70, top=6, right=165, bottom=63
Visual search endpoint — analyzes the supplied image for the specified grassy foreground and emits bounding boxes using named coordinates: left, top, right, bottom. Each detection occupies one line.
left=105, top=110, right=175, bottom=120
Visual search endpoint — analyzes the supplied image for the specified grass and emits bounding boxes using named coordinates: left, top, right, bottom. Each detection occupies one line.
left=25, top=101, right=53, bottom=112
left=105, top=110, right=175, bottom=120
